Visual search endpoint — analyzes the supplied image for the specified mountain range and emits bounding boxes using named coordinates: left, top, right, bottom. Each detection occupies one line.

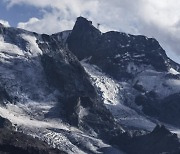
left=0, top=17, right=179, bottom=154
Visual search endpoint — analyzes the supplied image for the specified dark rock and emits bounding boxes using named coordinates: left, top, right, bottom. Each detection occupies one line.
left=133, top=81, right=146, bottom=92
left=38, top=36, right=96, bottom=98
left=0, top=116, right=12, bottom=129
left=135, top=92, right=180, bottom=127
left=67, top=17, right=101, bottom=60
left=135, top=91, right=161, bottom=117
left=67, top=17, right=180, bottom=80
left=159, top=93, right=180, bottom=126
left=112, top=125, right=180, bottom=154
left=0, top=86, right=12, bottom=105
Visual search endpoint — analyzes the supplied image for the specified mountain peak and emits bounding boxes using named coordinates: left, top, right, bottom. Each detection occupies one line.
left=67, top=17, right=101, bottom=60
left=73, top=16, right=101, bottom=34
left=76, top=16, right=93, bottom=26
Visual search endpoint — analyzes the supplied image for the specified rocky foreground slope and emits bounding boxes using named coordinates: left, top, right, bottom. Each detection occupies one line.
left=0, top=116, right=66, bottom=154
left=0, top=17, right=179, bottom=154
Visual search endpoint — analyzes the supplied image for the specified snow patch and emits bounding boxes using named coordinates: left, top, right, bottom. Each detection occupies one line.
left=135, top=70, right=180, bottom=98
left=81, top=61, right=121, bottom=106
left=115, top=54, right=121, bottom=58
left=0, top=35, right=24, bottom=56
left=169, top=68, right=180, bottom=75
left=20, top=34, right=42, bottom=56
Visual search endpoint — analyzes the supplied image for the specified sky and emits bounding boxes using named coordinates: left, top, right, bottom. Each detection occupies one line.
left=0, top=0, right=180, bottom=64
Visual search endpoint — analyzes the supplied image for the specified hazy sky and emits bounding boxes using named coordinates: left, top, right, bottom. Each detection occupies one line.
left=0, top=0, right=180, bottom=64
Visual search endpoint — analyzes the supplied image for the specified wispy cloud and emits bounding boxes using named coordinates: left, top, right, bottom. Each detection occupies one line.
left=3, top=0, right=180, bottom=63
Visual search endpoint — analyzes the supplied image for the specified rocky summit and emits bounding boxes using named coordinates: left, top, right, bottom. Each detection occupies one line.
left=0, top=17, right=179, bottom=154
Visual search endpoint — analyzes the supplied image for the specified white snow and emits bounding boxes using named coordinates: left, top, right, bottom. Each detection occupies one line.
left=115, top=54, right=121, bottom=58
left=81, top=60, right=121, bottom=106
left=135, top=69, right=180, bottom=98
left=169, top=68, right=180, bottom=75
left=0, top=35, right=24, bottom=56
left=20, top=34, right=43, bottom=56
left=133, top=54, right=145, bottom=58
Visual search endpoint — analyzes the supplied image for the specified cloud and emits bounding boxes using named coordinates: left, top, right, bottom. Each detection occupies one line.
left=17, top=10, right=75, bottom=34
left=0, top=19, right=10, bottom=27
left=13, top=0, right=99, bottom=34
left=18, top=17, right=39, bottom=30
left=3, top=0, right=180, bottom=63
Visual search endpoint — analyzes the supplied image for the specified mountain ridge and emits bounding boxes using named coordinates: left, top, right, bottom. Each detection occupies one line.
left=0, top=16, right=179, bottom=154
left=67, top=17, right=180, bottom=74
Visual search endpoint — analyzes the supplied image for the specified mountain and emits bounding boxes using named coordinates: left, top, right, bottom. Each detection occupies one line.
left=0, top=22, right=124, bottom=154
left=0, top=17, right=179, bottom=154
left=67, top=17, right=180, bottom=129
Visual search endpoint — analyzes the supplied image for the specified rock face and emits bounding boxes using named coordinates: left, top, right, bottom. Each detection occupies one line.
left=131, top=125, right=180, bottom=154
left=0, top=116, right=12, bottom=129
left=67, top=17, right=101, bottom=61
left=135, top=92, right=180, bottom=127
left=115, top=125, right=180, bottom=154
